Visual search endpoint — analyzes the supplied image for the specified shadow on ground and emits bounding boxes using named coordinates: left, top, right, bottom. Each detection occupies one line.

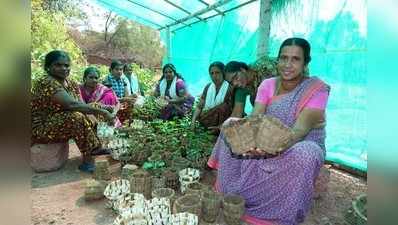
left=31, top=144, right=92, bottom=189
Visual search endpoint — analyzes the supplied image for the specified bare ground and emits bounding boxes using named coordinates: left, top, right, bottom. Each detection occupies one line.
left=31, top=144, right=367, bottom=225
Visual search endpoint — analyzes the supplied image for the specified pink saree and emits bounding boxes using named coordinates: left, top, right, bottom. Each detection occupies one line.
left=79, top=84, right=121, bottom=127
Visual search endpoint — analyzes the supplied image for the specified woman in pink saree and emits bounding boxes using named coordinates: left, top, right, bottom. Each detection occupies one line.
left=208, top=38, right=330, bottom=225
left=79, top=67, right=121, bottom=127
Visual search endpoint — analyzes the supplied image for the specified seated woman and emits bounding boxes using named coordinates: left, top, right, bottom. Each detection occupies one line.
left=104, top=60, right=135, bottom=124
left=225, top=61, right=266, bottom=118
left=208, top=38, right=330, bottom=225
left=79, top=67, right=121, bottom=127
left=31, top=50, right=114, bottom=173
left=123, top=63, right=145, bottom=96
left=191, top=61, right=233, bottom=132
left=154, top=63, right=194, bottom=120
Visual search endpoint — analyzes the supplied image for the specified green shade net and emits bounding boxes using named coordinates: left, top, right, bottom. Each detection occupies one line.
left=95, top=0, right=367, bottom=171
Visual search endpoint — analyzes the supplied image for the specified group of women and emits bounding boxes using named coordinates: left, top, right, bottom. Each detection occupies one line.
left=31, top=37, right=330, bottom=225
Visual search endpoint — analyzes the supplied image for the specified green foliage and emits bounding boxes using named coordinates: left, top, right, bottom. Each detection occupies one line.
left=41, top=0, right=87, bottom=19
left=145, top=116, right=215, bottom=170
left=150, top=117, right=215, bottom=168
left=73, top=17, right=165, bottom=68
left=31, top=0, right=162, bottom=88
left=143, top=153, right=166, bottom=175
left=31, top=0, right=86, bottom=83
left=131, top=96, right=165, bottom=121
left=120, top=115, right=216, bottom=171
left=110, top=19, right=165, bottom=67
left=250, top=55, right=278, bottom=77
left=130, top=63, right=157, bottom=93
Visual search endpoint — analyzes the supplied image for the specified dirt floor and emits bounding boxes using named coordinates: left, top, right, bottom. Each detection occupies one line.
left=31, top=144, right=367, bottom=225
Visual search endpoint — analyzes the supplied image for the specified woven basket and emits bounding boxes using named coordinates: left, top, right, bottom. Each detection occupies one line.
left=103, top=179, right=130, bottom=208
left=179, top=168, right=201, bottom=194
left=130, top=169, right=152, bottom=199
left=221, top=117, right=257, bottom=155
left=93, top=159, right=111, bottom=181
left=222, top=115, right=294, bottom=156
left=121, top=164, right=138, bottom=180
left=174, top=194, right=202, bottom=217
left=152, top=187, right=176, bottom=206
left=222, top=194, right=245, bottom=225
left=163, top=168, right=179, bottom=191
left=151, top=175, right=166, bottom=190
left=84, top=179, right=107, bottom=201
left=189, top=156, right=209, bottom=170
left=201, top=189, right=222, bottom=223
left=170, top=212, right=198, bottom=225
left=185, top=182, right=205, bottom=197
left=255, top=115, right=294, bottom=155
left=171, top=157, right=191, bottom=172
left=129, top=149, right=151, bottom=166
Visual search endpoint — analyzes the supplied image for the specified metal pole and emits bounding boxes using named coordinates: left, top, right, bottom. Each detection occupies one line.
left=197, top=0, right=225, bottom=16
left=159, top=0, right=234, bottom=30
left=126, top=0, right=188, bottom=25
left=171, top=0, right=257, bottom=33
left=166, top=26, right=172, bottom=63
left=163, top=0, right=202, bottom=21
left=257, top=0, right=272, bottom=59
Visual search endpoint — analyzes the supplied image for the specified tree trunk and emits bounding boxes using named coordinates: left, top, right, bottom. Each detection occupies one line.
left=257, top=0, right=272, bottom=59
left=104, top=11, right=116, bottom=42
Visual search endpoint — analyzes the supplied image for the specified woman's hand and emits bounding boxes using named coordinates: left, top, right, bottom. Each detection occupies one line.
left=221, top=117, right=242, bottom=127
left=101, top=110, right=115, bottom=126
left=243, top=147, right=265, bottom=157
left=242, top=142, right=292, bottom=158
left=241, top=147, right=279, bottom=158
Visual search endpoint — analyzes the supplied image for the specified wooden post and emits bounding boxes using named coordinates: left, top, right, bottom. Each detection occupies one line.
left=257, top=0, right=272, bottom=59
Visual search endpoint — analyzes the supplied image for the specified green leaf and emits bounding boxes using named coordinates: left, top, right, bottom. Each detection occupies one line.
left=143, top=162, right=154, bottom=170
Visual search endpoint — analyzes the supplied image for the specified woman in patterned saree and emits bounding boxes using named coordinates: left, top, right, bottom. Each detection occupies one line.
left=79, top=67, right=121, bottom=127
left=191, top=61, right=233, bottom=133
left=207, top=38, right=330, bottom=225
left=31, top=50, right=114, bottom=173
left=154, top=63, right=195, bottom=120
